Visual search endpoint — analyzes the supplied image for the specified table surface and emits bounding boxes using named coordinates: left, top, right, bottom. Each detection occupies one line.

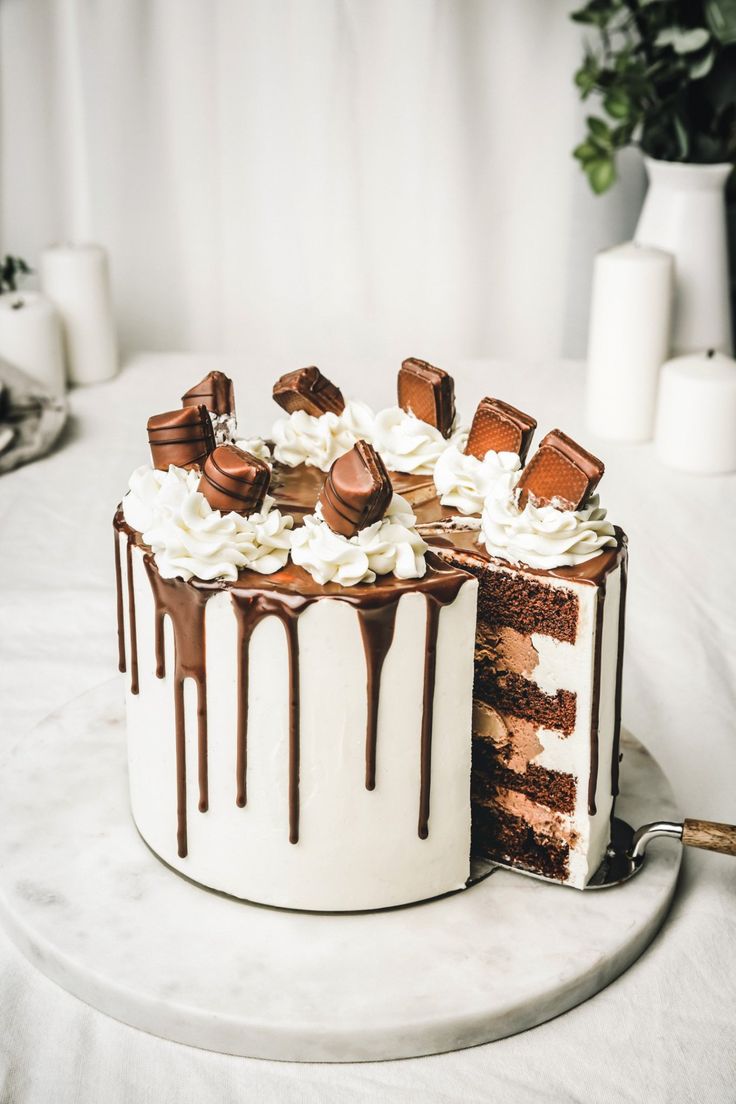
left=0, top=353, right=734, bottom=1103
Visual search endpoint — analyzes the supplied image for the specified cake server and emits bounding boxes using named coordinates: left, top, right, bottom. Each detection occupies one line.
left=587, top=816, right=736, bottom=888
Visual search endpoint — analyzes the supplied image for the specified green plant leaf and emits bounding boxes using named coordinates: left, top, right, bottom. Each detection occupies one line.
left=604, top=89, right=631, bottom=118
left=672, top=114, right=690, bottom=157
left=689, top=49, right=716, bottom=78
left=587, top=158, right=617, bottom=194
left=587, top=115, right=611, bottom=142
left=656, top=27, right=711, bottom=54
left=573, top=140, right=599, bottom=163
left=705, top=0, right=736, bottom=44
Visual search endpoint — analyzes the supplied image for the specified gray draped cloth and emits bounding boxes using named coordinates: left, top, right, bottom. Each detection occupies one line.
left=0, top=359, right=68, bottom=474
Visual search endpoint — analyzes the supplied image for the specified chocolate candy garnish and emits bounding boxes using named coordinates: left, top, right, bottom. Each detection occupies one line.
left=465, top=397, right=537, bottom=462
left=517, top=429, right=604, bottom=511
left=398, top=358, right=456, bottom=438
left=198, top=444, right=270, bottom=515
left=319, top=440, right=393, bottom=538
left=147, top=405, right=215, bottom=471
left=182, top=371, right=236, bottom=417
left=273, top=366, right=345, bottom=417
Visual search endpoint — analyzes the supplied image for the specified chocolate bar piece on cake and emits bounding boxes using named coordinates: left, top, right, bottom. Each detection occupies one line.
left=147, top=405, right=215, bottom=471
left=273, top=366, right=345, bottom=417
left=199, top=444, right=270, bottom=514
left=319, top=440, right=393, bottom=537
left=398, top=358, right=456, bottom=438
left=518, top=430, right=604, bottom=511
left=182, top=371, right=236, bottom=417
left=465, top=397, right=537, bottom=462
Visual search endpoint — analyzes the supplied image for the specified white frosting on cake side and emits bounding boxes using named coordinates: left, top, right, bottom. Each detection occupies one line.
left=290, top=495, right=427, bottom=586
left=122, top=464, right=292, bottom=582
left=433, top=445, right=521, bottom=515
left=270, top=400, right=375, bottom=472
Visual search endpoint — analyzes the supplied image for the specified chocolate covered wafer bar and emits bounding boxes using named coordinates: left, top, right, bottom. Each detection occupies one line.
left=319, top=440, right=393, bottom=538
left=465, top=397, right=537, bottom=462
left=182, top=370, right=236, bottom=417
left=147, top=405, right=215, bottom=471
left=198, top=444, right=270, bottom=515
left=398, top=358, right=456, bottom=438
left=517, top=429, right=604, bottom=511
left=273, top=366, right=345, bottom=417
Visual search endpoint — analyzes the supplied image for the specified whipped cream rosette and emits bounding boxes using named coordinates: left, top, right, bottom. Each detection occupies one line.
left=122, top=464, right=292, bottom=582
left=271, top=400, right=375, bottom=472
left=433, top=444, right=521, bottom=515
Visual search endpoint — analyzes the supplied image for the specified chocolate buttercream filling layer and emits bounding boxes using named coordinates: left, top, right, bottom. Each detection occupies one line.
left=114, top=510, right=467, bottom=858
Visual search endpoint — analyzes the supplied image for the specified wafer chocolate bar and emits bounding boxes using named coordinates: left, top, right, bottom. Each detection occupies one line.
left=198, top=444, right=270, bottom=515
left=182, top=371, right=236, bottom=417
left=273, top=366, right=345, bottom=417
left=465, top=397, right=537, bottom=462
left=398, top=358, right=456, bottom=438
left=517, top=429, right=604, bottom=511
left=147, top=405, right=215, bottom=471
left=319, top=440, right=393, bottom=538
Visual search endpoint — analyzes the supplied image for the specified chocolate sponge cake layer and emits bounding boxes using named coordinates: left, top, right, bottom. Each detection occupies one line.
left=472, top=803, right=570, bottom=882
left=472, top=738, right=577, bottom=814
left=458, top=557, right=579, bottom=644
left=474, top=664, right=577, bottom=734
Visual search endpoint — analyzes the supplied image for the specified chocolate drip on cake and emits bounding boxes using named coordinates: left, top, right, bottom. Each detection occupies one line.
left=612, top=554, right=628, bottom=798
left=141, top=561, right=217, bottom=858
left=357, top=602, right=400, bottom=791
left=126, top=539, right=140, bottom=695
left=418, top=596, right=442, bottom=839
left=113, top=513, right=139, bottom=694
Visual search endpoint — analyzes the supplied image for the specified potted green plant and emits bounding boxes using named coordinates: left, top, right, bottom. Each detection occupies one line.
left=571, top=0, right=736, bottom=353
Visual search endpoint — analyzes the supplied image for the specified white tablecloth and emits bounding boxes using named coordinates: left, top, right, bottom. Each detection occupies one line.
left=1, top=354, right=734, bottom=1103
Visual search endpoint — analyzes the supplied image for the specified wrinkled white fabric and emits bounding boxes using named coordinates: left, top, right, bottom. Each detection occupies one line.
left=433, top=445, right=520, bottom=515
left=271, top=401, right=375, bottom=472
left=291, top=494, right=427, bottom=586
left=122, top=464, right=292, bottom=581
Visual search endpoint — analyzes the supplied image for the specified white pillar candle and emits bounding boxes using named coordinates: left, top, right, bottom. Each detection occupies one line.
left=655, top=350, right=736, bottom=474
left=586, top=242, right=673, bottom=443
left=40, top=243, right=118, bottom=386
left=0, top=291, right=66, bottom=395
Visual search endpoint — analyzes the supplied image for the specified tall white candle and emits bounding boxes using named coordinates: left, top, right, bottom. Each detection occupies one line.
left=655, top=350, right=736, bottom=474
left=0, top=291, right=66, bottom=395
left=40, top=243, right=118, bottom=385
left=586, top=242, right=673, bottom=443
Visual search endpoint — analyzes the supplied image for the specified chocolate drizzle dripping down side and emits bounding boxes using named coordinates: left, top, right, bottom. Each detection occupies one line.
left=142, top=559, right=217, bottom=857
left=588, top=579, right=607, bottom=817
left=125, top=539, right=140, bottom=695
left=113, top=512, right=140, bottom=694
left=357, top=601, right=400, bottom=791
left=418, top=596, right=442, bottom=839
left=231, top=589, right=314, bottom=842
left=611, top=551, right=628, bottom=799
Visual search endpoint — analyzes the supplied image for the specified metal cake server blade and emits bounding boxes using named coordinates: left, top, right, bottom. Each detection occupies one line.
left=587, top=816, right=736, bottom=889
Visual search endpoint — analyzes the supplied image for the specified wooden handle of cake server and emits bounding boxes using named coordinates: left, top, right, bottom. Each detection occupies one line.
left=681, top=819, right=736, bottom=856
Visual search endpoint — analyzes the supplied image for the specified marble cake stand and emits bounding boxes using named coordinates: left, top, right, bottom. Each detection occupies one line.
left=0, top=681, right=681, bottom=1063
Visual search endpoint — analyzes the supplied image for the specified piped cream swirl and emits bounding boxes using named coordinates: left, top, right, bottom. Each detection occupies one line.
left=122, top=464, right=293, bottom=582
left=433, top=445, right=521, bottom=515
left=290, top=494, right=427, bottom=586
left=480, top=487, right=617, bottom=570
left=371, top=407, right=465, bottom=475
left=271, top=400, right=375, bottom=472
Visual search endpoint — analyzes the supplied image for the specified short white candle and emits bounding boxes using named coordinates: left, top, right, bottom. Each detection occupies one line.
left=0, top=291, right=66, bottom=395
left=655, top=350, right=736, bottom=474
left=40, top=243, right=118, bottom=386
left=586, top=242, right=673, bottom=443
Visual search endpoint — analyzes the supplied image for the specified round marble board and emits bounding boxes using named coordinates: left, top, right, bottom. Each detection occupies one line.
left=0, top=681, right=681, bottom=1063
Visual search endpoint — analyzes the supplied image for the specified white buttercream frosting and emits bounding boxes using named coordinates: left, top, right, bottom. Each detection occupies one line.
left=122, top=464, right=293, bottom=582
left=433, top=445, right=521, bottom=515
left=480, top=486, right=617, bottom=569
left=371, top=407, right=465, bottom=475
left=270, top=400, right=375, bottom=472
left=233, top=436, right=272, bottom=464
left=290, top=494, right=428, bottom=586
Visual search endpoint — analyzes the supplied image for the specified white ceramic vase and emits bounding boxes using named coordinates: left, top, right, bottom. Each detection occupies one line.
left=634, top=157, right=733, bottom=355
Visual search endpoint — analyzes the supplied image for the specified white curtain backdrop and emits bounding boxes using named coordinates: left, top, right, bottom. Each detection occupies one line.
left=0, top=0, right=646, bottom=365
